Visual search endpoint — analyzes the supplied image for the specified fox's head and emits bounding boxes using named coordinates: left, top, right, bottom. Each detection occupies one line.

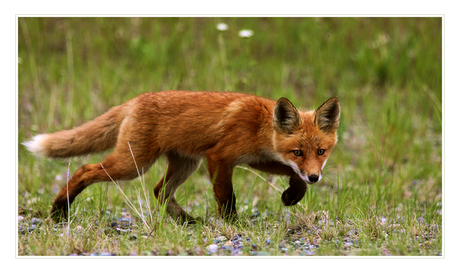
left=272, top=97, right=340, bottom=183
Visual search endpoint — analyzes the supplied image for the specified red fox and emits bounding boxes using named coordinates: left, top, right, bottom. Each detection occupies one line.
left=24, top=91, right=340, bottom=223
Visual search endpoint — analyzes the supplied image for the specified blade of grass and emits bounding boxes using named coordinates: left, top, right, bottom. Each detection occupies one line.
left=235, top=165, right=282, bottom=195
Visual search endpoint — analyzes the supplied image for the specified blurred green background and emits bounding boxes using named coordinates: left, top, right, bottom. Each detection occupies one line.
left=18, top=17, right=441, bottom=127
left=17, top=17, right=442, bottom=256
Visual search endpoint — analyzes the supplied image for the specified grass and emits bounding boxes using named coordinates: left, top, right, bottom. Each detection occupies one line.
left=17, top=17, right=442, bottom=256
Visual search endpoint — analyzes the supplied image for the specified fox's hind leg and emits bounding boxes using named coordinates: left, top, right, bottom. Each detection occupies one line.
left=51, top=140, right=159, bottom=222
left=153, top=151, right=201, bottom=224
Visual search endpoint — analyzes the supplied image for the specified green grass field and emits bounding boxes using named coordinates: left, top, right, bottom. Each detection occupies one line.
left=18, top=17, right=442, bottom=256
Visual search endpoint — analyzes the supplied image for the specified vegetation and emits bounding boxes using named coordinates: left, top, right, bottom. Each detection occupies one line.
left=18, top=17, right=442, bottom=256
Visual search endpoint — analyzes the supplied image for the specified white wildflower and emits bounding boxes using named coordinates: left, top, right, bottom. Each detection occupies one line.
left=238, top=29, right=254, bottom=38
left=216, top=23, right=228, bottom=31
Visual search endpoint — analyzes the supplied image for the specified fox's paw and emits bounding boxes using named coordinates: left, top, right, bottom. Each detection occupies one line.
left=50, top=204, right=68, bottom=223
left=189, top=216, right=203, bottom=224
left=181, top=216, right=202, bottom=227
left=282, top=175, right=307, bottom=206
left=220, top=212, right=238, bottom=224
left=281, top=187, right=305, bottom=206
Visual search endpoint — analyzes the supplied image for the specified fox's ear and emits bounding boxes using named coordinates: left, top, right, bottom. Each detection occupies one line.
left=273, top=98, right=301, bottom=134
left=314, top=97, right=341, bottom=133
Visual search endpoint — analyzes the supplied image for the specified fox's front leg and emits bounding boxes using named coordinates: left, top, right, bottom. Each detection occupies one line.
left=248, top=161, right=294, bottom=176
left=207, top=157, right=237, bottom=221
left=281, top=173, right=307, bottom=206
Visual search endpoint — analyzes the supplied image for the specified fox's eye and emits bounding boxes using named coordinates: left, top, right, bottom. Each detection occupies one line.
left=317, top=149, right=325, bottom=156
left=293, top=150, right=303, bottom=156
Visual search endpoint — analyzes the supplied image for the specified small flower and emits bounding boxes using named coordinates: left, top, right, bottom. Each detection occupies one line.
left=216, top=23, right=228, bottom=31
left=238, top=29, right=254, bottom=38
left=207, top=244, right=218, bottom=254
left=381, top=216, right=387, bottom=224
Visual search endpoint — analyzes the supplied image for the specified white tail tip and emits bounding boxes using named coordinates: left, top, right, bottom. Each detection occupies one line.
left=23, top=134, right=48, bottom=157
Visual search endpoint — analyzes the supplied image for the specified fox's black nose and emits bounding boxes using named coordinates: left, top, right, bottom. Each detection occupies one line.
left=309, top=174, right=319, bottom=182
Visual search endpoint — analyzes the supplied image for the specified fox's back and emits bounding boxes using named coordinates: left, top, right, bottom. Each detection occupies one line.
left=130, top=91, right=276, bottom=155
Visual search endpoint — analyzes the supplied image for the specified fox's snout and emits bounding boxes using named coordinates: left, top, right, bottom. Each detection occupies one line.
left=300, top=171, right=322, bottom=184
left=288, top=162, right=324, bottom=184
left=308, top=174, right=319, bottom=183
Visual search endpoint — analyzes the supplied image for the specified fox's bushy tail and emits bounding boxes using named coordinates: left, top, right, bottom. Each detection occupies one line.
left=24, top=104, right=127, bottom=158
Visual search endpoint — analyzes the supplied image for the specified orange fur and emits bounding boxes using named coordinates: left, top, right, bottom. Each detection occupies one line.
left=24, top=91, right=340, bottom=223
